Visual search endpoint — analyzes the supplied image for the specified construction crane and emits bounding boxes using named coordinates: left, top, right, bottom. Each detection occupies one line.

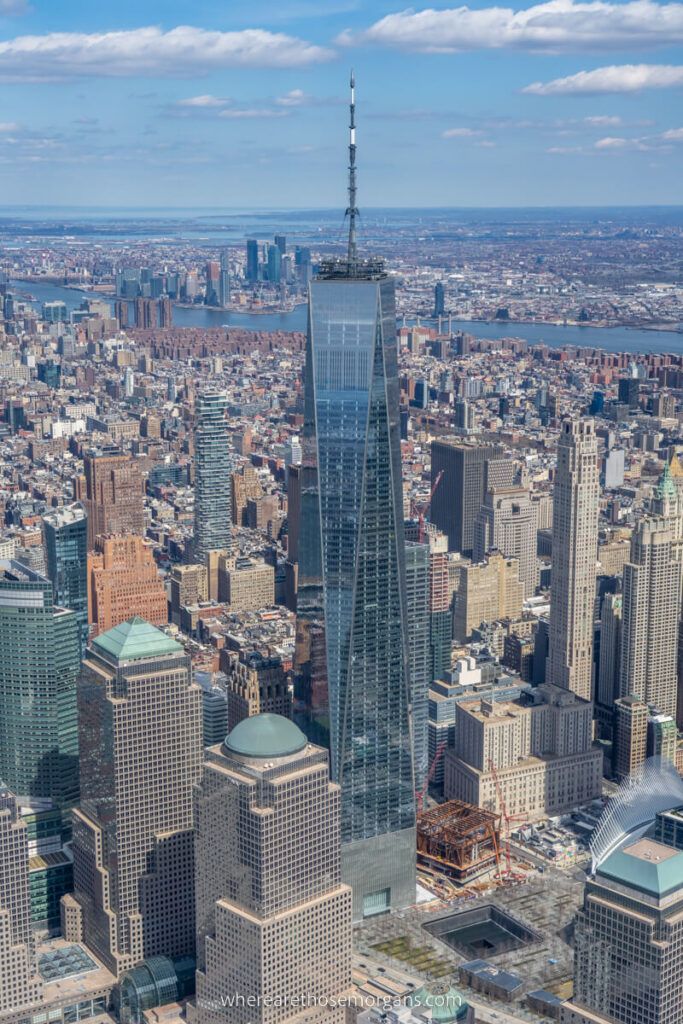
left=411, top=470, right=444, bottom=544
left=487, top=758, right=527, bottom=881
left=416, top=740, right=448, bottom=814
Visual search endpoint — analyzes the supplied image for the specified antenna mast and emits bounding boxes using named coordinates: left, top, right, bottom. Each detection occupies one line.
left=346, top=70, right=359, bottom=273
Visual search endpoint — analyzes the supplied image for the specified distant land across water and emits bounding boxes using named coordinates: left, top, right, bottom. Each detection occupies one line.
left=10, top=278, right=683, bottom=354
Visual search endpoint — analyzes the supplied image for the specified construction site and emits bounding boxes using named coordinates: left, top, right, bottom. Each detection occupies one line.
left=417, top=801, right=501, bottom=883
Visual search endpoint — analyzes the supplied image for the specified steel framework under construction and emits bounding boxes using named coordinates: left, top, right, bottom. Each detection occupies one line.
left=417, top=800, right=501, bottom=882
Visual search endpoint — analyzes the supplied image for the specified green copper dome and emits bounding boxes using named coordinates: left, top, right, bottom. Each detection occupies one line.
left=224, top=713, right=308, bottom=759
left=408, top=983, right=471, bottom=1023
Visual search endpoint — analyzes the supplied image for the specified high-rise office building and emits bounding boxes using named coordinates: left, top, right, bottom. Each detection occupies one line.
left=194, top=714, right=352, bottom=1024
left=245, top=238, right=259, bottom=283
left=597, top=592, right=622, bottom=709
left=430, top=439, right=505, bottom=554
left=620, top=517, right=682, bottom=718
left=66, top=618, right=201, bottom=977
left=193, top=392, right=232, bottom=563
left=218, top=249, right=230, bottom=308
left=473, top=486, right=539, bottom=598
left=43, top=504, right=89, bottom=652
left=563, top=813, right=683, bottom=1024
left=204, top=260, right=220, bottom=306
left=0, top=562, right=80, bottom=812
left=452, top=551, right=524, bottom=644
left=76, top=447, right=145, bottom=549
left=296, top=75, right=416, bottom=918
left=266, top=243, right=282, bottom=284
left=548, top=419, right=599, bottom=702
left=613, top=695, right=648, bottom=781
left=87, top=534, right=168, bottom=637
left=405, top=542, right=431, bottom=795
left=0, top=790, right=43, bottom=1020
left=434, top=280, right=445, bottom=317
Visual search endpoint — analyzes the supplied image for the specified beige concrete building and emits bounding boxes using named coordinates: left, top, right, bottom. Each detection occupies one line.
left=620, top=517, right=682, bottom=719
left=473, top=486, right=539, bottom=597
left=218, top=556, right=275, bottom=611
left=444, top=683, right=602, bottom=819
left=169, top=562, right=208, bottom=624
left=452, top=551, right=524, bottom=643
left=0, top=791, right=42, bottom=1023
left=193, top=714, right=352, bottom=1024
left=222, top=650, right=292, bottom=731
left=65, top=618, right=202, bottom=977
left=548, top=419, right=599, bottom=701
left=597, top=530, right=631, bottom=577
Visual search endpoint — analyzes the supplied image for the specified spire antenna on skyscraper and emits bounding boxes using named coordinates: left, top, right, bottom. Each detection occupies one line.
left=346, top=69, right=359, bottom=273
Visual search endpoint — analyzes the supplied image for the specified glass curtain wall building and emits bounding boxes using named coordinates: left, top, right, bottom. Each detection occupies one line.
left=193, top=392, right=232, bottom=563
left=43, top=504, right=89, bottom=654
left=296, top=264, right=416, bottom=918
left=0, top=561, right=80, bottom=814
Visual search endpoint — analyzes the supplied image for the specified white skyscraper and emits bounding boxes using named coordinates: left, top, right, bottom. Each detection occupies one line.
left=548, top=419, right=599, bottom=702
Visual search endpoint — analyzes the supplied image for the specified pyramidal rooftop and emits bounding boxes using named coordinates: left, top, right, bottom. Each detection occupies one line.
left=92, top=616, right=182, bottom=663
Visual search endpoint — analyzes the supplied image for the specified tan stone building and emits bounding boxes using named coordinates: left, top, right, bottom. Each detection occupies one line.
left=65, top=618, right=202, bottom=977
left=231, top=466, right=263, bottom=526
left=169, top=563, right=208, bottom=624
left=193, top=714, right=352, bottom=1024
left=88, top=534, right=168, bottom=636
left=613, top=695, right=648, bottom=782
left=473, top=486, right=539, bottom=597
left=445, top=683, right=602, bottom=820
left=452, top=551, right=524, bottom=643
left=218, top=556, right=275, bottom=611
left=548, top=419, right=599, bottom=701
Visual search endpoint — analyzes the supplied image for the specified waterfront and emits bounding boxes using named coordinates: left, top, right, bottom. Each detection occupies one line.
left=10, top=278, right=683, bottom=352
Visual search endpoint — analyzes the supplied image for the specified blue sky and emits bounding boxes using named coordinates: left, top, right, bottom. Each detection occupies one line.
left=1, top=0, right=683, bottom=207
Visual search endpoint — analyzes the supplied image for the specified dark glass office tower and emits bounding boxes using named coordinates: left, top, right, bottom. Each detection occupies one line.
left=296, top=74, right=416, bottom=920
left=0, top=561, right=80, bottom=813
left=43, top=504, right=89, bottom=654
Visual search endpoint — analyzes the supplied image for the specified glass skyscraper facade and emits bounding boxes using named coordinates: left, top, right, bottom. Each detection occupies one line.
left=296, top=264, right=416, bottom=918
left=0, top=561, right=80, bottom=813
left=43, top=504, right=89, bottom=654
left=193, top=391, right=232, bottom=563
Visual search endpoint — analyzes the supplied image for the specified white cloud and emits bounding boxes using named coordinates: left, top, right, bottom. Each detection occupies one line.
left=662, top=127, right=683, bottom=139
left=442, top=127, right=483, bottom=137
left=276, top=88, right=310, bottom=106
left=0, top=121, right=19, bottom=131
left=339, top=1, right=683, bottom=53
left=0, top=26, right=333, bottom=81
left=217, top=107, right=289, bottom=119
left=524, top=63, right=683, bottom=94
left=0, top=0, right=31, bottom=14
left=594, top=135, right=631, bottom=148
left=176, top=94, right=230, bottom=108
left=584, top=114, right=622, bottom=126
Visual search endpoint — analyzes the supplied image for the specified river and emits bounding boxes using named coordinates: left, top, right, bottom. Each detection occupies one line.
left=9, top=278, right=683, bottom=353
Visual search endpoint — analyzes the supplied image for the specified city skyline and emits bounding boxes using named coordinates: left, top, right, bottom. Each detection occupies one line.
left=1, top=1, right=683, bottom=207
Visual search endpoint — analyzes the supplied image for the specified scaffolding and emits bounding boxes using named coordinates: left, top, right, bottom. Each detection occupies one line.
left=417, top=800, right=501, bottom=882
